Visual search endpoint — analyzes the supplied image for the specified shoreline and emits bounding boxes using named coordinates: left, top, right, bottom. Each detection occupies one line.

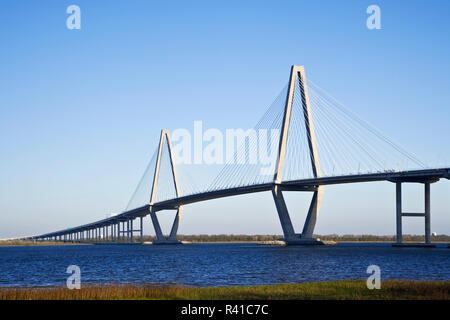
left=0, top=280, right=449, bottom=300
left=1, top=240, right=449, bottom=247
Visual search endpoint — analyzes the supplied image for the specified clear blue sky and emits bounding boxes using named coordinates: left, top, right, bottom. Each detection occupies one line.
left=1, top=0, right=449, bottom=238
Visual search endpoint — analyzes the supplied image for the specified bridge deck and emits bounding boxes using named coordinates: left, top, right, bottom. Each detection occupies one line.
left=31, top=168, right=449, bottom=239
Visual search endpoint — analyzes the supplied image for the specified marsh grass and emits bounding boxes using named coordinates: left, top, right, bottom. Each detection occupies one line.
left=0, top=280, right=448, bottom=300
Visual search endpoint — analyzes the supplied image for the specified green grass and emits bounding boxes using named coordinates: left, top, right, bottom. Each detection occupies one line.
left=1, top=280, right=449, bottom=300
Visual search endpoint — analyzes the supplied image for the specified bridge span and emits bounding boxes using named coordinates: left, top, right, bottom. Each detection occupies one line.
left=27, top=66, right=450, bottom=246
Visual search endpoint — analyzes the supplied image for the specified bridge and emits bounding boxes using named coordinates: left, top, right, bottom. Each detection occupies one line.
left=28, top=66, right=449, bottom=246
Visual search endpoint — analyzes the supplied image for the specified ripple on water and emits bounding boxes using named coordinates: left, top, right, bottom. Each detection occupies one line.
left=0, top=243, right=448, bottom=287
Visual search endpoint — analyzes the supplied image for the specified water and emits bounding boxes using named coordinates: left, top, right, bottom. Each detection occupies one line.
left=0, top=243, right=448, bottom=287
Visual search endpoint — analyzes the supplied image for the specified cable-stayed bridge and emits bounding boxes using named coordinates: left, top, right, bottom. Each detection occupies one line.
left=29, top=66, right=449, bottom=246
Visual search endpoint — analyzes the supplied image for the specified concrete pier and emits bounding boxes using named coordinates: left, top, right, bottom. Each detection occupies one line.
left=393, top=181, right=436, bottom=247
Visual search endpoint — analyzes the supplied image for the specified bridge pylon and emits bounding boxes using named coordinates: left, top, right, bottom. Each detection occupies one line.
left=273, top=65, right=325, bottom=245
left=149, top=130, right=183, bottom=245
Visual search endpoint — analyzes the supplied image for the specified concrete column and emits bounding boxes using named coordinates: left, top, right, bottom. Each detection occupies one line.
left=140, top=217, right=143, bottom=244
left=302, top=187, right=324, bottom=238
left=425, top=183, right=431, bottom=244
left=396, top=182, right=402, bottom=244
left=130, top=219, right=133, bottom=243
left=272, top=186, right=296, bottom=240
left=127, top=220, right=130, bottom=243
left=117, top=222, right=121, bottom=243
left=169, top=208, right=183, bottom=241
left=150, top=211, right=165, bottom=241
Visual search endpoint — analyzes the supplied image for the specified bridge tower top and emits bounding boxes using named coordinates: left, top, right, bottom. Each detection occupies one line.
left=149, top=130, right=181, bottom=206
left=274, top=65, right=321, bottom=184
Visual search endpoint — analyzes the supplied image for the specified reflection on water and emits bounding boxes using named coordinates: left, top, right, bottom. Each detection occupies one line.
left=0, top=243, right=448, bottom=287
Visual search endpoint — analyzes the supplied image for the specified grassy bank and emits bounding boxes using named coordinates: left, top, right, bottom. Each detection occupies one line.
left=1, top=280, right=449, bottom=300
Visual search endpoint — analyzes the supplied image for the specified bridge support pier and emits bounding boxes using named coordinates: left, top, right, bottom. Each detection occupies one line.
left=272, top=185, right=325, bottom=245
left=140, top=216, right=144, bottom=244
left=147, top=130, right=184, bottom=245
left=392, top=181, right=435, bottom=247
left=150, top=208, right=183, bottom=245
left=130, top=219, right=134, bottom=243
left=271, top=66, right=325, bottom=245
left=126, top=220, right=130, bottom=243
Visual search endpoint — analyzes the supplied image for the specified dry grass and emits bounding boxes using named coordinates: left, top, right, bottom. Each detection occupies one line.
left=0, top=280, right=448, bottom=300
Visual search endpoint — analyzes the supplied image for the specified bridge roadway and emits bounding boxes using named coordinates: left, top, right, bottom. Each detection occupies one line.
left=31, top=167, right=449, bottom=241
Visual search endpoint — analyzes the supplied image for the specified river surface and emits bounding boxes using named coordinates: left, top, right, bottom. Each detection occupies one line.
left=0, top=243, right=448, bottom=287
